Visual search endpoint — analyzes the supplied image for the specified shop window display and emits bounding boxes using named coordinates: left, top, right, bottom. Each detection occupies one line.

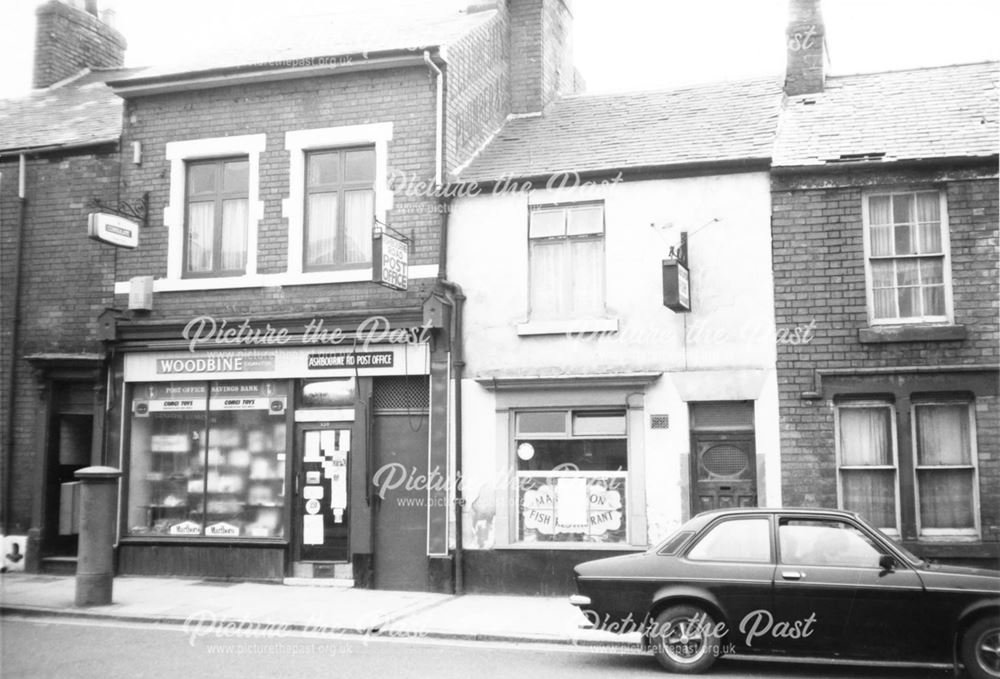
left=127, top=381, right=288, bottom=538
left=515, top=409, right=628, bottom=544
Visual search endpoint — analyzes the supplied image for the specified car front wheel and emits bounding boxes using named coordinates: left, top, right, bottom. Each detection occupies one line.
left=650, top=604, right=722, bottom=674
left=962, top=616, right=1000, bottom=679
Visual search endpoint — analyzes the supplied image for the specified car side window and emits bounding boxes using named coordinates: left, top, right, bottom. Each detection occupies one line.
left=686, top=517, right=771, bottom=563
left=779, top=519, right=883, bottom=568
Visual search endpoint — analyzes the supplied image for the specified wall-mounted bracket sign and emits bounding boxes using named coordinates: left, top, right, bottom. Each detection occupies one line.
left=372, top=222, right=409, bottom=291
left=88, top=212, right=140, bottom=249
left=662, top=230, right=691, bottom=312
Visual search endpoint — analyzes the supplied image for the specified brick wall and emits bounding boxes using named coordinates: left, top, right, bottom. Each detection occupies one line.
left=507, top=0, right=575, bottom=114
left=0, top=151, right=120, bottom=532
left=113, top=67, right=443, bottom=322
left=443, top=9, right=510, bottom=177
left=33, top=0, right=126, bottom=88
left=771, top=164, right=1000, bottom=550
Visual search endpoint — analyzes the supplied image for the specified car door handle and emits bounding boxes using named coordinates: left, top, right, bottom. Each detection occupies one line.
left=781, top=570, right=805, bottom=580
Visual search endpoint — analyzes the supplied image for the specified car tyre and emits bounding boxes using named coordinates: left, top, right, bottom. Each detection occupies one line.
left=962, top=615, right=1000, bottom=679
left=650, top=604, right=721, bottom=674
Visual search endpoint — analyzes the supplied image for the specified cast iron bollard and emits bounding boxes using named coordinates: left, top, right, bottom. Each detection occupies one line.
left=74, top=466, right=121, bottom=607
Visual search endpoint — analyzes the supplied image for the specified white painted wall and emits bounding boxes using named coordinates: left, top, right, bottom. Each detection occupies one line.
left=449, top=172, right=782, bottom=549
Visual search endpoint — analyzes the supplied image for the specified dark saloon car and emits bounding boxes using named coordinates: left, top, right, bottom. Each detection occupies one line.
left=572, top=508, right=999, bottom=677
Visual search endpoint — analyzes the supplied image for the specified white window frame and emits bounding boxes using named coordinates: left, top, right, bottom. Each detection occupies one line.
left=834, top=401, right=902, bottom=536
left=284, top=123, right=393, bottom=276
left=527, top=201, right=607, bottom=322
left=861, top=189, right=954, bottom=326
left=163, top=134, right=266, bottom=281
left=911, top=400, right=981, bottom=539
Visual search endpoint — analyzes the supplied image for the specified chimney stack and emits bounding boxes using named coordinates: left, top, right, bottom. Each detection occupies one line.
left=784, top=0, right=827, bottom=96
left=507, top=0, right=578, bottom=114
left=33, top=0, right=127, bottom=89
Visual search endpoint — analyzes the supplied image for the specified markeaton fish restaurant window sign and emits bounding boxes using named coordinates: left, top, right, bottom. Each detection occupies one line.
left=514, top=409, right=629, bottom=544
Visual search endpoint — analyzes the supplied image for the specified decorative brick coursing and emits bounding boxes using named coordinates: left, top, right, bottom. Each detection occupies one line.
left=113, top=68, right=444, bottom=321
left=771, top=165, right=1000, bottom=544
left=33, top=0, right=126, bottom=89
left=0, top=151, right=120, bottom=531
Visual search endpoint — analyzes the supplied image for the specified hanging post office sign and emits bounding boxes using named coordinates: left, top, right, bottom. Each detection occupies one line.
left=662, top=258, right=691, bottom=312
left=88, top=212, right=139, bottom=249
left=372, top=228, right=408, bottom=291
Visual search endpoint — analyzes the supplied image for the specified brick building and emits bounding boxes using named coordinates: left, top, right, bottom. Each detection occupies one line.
left=0, top=0, right=129, bottom=574
left=772, top=0, right=999, bottom=566
left=0, top=0, right=582, bottom=590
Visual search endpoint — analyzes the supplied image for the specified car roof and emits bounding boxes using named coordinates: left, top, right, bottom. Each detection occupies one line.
left=693, top=507, right=862, bottom=521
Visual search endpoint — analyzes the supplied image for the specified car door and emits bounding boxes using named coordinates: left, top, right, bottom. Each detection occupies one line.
left=680, top=514, right=778, bottom=651
left=771, top=515, right=925, bottom=659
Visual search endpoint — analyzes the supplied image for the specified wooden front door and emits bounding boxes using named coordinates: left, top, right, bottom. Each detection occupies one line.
left=691, top=433, right=757, bottom=513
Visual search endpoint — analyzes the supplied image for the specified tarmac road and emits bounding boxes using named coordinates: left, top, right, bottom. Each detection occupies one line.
left=1, top=615, right=953, bottom=679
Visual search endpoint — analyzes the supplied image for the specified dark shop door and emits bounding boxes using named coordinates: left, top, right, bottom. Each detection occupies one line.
left=372, top=412, right=429, bottom=591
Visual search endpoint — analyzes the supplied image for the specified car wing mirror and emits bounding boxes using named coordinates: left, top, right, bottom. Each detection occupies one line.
left=878, top=554, right=896, bottom=572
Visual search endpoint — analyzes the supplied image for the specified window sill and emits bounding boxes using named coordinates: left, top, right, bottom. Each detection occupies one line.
left=114, top=265, right=439, bottom=294
left=858, top=324, right=967, bottom=344
left=516, top=318, right=620, bottom=337
left=902, top=540, right=997, bottom=559
left=494, top=542, right=646, bottom=551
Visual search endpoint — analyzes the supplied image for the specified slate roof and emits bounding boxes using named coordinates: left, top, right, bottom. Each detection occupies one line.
left=773, top=61, right=999, bottom=167
left=111, top=1, right=495, bottom=85
left=457, top=77, right=784, bottom=183
left=0, top=69, right=132, bottom=153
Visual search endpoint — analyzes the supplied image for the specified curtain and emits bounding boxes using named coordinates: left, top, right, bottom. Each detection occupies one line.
left=868, top=195, right=893, bottom=256
left=916, top=404, right=970, bottom=465
left=306, top=193, right=337, bottom=267
left=842, top=469, right=896, bottom=530
left=839, top=407, right=891, bottom=465
left=870, top=261, right=895, bottom=319
left=530, top=240, right=567, bottom=317
left=343, top=189, right=373, bottom=264
left=570, top=239, right=603, bottom=315
left=220, top=199, right=248, bottom=271
left=186, top=202, right=214, bottom=272
left=918, top=470, right=974, bottom=529
left=915, top=192, right=941, bottom=254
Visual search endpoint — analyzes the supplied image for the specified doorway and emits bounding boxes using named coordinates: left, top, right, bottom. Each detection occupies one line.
left=293, top=424, right=351, bottom=563
left=43, top=384, right=96, bottom=557
left=689, top=401, right=757, bottom=514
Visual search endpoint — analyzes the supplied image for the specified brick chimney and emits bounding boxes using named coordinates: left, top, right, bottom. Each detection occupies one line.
left=33, top=0, right=127, bottom=89
left=507, top=0, right=576, bottom=114
left=784, top=0, right=827, bottom=96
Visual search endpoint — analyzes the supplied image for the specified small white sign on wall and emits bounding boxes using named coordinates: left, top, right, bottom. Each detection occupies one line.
left=88, top=212, right=139, bottom=249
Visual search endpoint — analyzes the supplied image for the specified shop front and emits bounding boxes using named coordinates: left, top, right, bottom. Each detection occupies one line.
left=114, top=339, right=439, bottom=587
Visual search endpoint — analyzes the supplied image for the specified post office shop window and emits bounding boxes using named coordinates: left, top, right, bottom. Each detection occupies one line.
left=779, top=518, right=883, bottom=568
left=184, top=158, right=250, bottom=277
left=528, top=202, right=605, bottom=320
left=836, top=403, right=899, bottom=534
left=304, top=147, right=375, bottom=270
left=913, top=401, right=979, bottom=536
left=687, top=517, right=771, bottom=563
left=515, top=409, right=627, bottom=544
left=127, top=381, right=288, bottom=539
left=863, top=190, right=951, bottom=324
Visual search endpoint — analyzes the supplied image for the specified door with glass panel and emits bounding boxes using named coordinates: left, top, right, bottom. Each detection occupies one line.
left=689, top=402, right=757, bottom=514
left=295, top=424, right=351, bottom=562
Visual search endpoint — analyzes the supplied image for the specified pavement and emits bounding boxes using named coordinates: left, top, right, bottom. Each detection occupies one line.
left=0, top=573, right=641, bottom=650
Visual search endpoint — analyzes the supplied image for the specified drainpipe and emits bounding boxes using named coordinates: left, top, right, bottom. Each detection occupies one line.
left=423, top=51, right=443, bottom=187
left=424, top=49, right=466, bottom=594
left=4, top=155, right=27, bottom=535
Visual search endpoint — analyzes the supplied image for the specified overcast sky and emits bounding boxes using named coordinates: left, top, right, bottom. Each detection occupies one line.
left=0, top=0, right=997, bottom=98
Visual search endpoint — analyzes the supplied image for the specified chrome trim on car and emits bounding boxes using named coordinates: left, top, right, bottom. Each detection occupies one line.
left=569, top=594, right=592, bottom=607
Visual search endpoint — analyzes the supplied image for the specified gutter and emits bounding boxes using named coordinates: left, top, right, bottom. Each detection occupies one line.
left=0, top=139, right=119, bottom=160
left=771, top=154, right=1000, bottom=175
left=108, top=51, right=444, bottom=98
left=3, top=155, right=27, bottom=535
